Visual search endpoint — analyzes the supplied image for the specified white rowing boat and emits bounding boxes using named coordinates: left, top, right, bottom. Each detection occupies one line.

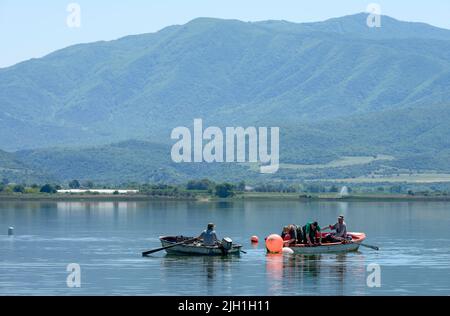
left=288, top=232, right=366, bottom=254
left=160, top=236, right=242, bottom=255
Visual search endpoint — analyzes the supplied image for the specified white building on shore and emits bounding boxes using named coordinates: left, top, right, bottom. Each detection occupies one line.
left=57, top=189, right=139, bottom=195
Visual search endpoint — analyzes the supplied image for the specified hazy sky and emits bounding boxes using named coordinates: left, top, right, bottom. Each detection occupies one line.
left=1, top=0, right=450, bottom=68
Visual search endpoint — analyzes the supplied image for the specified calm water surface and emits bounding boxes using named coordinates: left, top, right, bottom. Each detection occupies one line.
left=1, top=200, right=450, bottom=295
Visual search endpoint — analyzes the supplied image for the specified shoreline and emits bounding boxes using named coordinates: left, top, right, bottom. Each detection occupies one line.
left=1, top=193, right=450, bottom=202
left=0, top=194, right=196, bottom=202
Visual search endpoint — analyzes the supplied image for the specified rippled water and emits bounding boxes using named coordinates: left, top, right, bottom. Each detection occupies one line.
left=1, top=200, right=450, bottom=295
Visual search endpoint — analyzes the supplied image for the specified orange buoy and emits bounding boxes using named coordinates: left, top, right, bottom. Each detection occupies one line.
left=265, top=234, right=283, bottom=253
left=251, top=236, right=259, bottom=243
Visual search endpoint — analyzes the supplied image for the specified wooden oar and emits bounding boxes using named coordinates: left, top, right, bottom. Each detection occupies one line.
left=324, top=228, right=379, bottom=251
left=142, top=238, right=197, bottom=256
left=358, top=242, right=379, bottom=251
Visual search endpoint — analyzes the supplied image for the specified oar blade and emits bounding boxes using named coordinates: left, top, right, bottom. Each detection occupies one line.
left=142, top=248, right=162, bottom=256
left=360, top=243, right=379, bottom=251
left=142, top=238, right=197, bottom=257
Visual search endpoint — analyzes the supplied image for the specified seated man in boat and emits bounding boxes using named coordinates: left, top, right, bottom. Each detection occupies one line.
left=300, top=221, right=322, bottom=246
left=281, top=225, right=297, bottom=246
left=197, top=223, right=219, bottom=246
left=324, top=215, right=348, bottom=243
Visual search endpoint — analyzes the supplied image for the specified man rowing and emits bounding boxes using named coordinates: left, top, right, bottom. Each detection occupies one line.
left=323, top=215, right=348, bottom=243
left=197, top=223, right=219, bottom=246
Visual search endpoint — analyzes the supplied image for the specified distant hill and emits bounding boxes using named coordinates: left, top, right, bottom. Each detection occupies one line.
left=15, top=140, right=258, bottom=184
left=1, top=14, right=450, bottom=150
left=0, top=149, right=49, bottom=184
left=283, top=103, right=450, bottom=170
left=283, top=13, right=450, bottom=40
left=1, top=13, right=450, bottom=183
left=11, top=102, right=450, bottom=184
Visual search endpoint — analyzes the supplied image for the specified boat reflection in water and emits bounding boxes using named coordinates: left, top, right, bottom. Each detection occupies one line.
left=265, top=252, right=367, bottom=295
left=159, top=254, right=238, bottom=295
left=266, top=253, right=321, bottom=278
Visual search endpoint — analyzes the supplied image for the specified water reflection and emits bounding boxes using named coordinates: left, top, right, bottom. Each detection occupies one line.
left=1, top=200, right=450, bottom=295
left=266, top=254, right=322, bottom=277
left=158, top=254, right=238, bottom=295
left=266, top=253, right=359, bottom=295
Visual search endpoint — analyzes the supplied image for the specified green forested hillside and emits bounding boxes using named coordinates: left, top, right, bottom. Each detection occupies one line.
left=1, top=14, right=450, bottom=183
left=0, top=150, right=50, bottom=184
left=11, top=104, right=450, bottom=184
left=1, top=14, right=450, bottom=151
left=283, top=103, right=450, bottom=169
left=14, top=141, right=260, bottom=184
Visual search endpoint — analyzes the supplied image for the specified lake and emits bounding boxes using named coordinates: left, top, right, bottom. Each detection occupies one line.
left=1, top=200, right=449, bottom=295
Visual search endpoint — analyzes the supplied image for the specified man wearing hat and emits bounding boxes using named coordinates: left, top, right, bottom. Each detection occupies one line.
left=324, top=215, right=348, bottom=243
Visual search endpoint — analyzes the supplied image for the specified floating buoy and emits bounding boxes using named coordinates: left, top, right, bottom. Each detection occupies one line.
left=282, top=247, right=294, bottom=255
left=251, top=236, right=259, bottom=243
left=8, top=227, right=14, bottom=236
left=265, top=234, right=283, bottom=253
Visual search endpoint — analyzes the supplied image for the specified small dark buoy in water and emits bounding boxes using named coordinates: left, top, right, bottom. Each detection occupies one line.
left=8, top=227, right=14, bottom=236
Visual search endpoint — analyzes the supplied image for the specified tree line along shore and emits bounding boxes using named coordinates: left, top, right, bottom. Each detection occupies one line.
left=1, top=178, right=450, bottom=201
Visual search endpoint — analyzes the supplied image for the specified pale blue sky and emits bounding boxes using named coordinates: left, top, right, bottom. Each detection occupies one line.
left=1, top=0, right=450, bottom=68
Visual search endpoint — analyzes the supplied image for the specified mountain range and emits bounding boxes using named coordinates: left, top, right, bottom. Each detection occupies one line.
left=1, top=13, right=450, bottom=184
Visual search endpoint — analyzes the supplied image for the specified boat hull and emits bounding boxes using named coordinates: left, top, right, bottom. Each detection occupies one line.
left=160, top=236, right=242, bottom=256
left=288, top=232, right=366, bottom=254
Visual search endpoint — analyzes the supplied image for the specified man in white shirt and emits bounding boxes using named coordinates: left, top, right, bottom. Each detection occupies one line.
left=324, top=215, right=348, bottom=243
